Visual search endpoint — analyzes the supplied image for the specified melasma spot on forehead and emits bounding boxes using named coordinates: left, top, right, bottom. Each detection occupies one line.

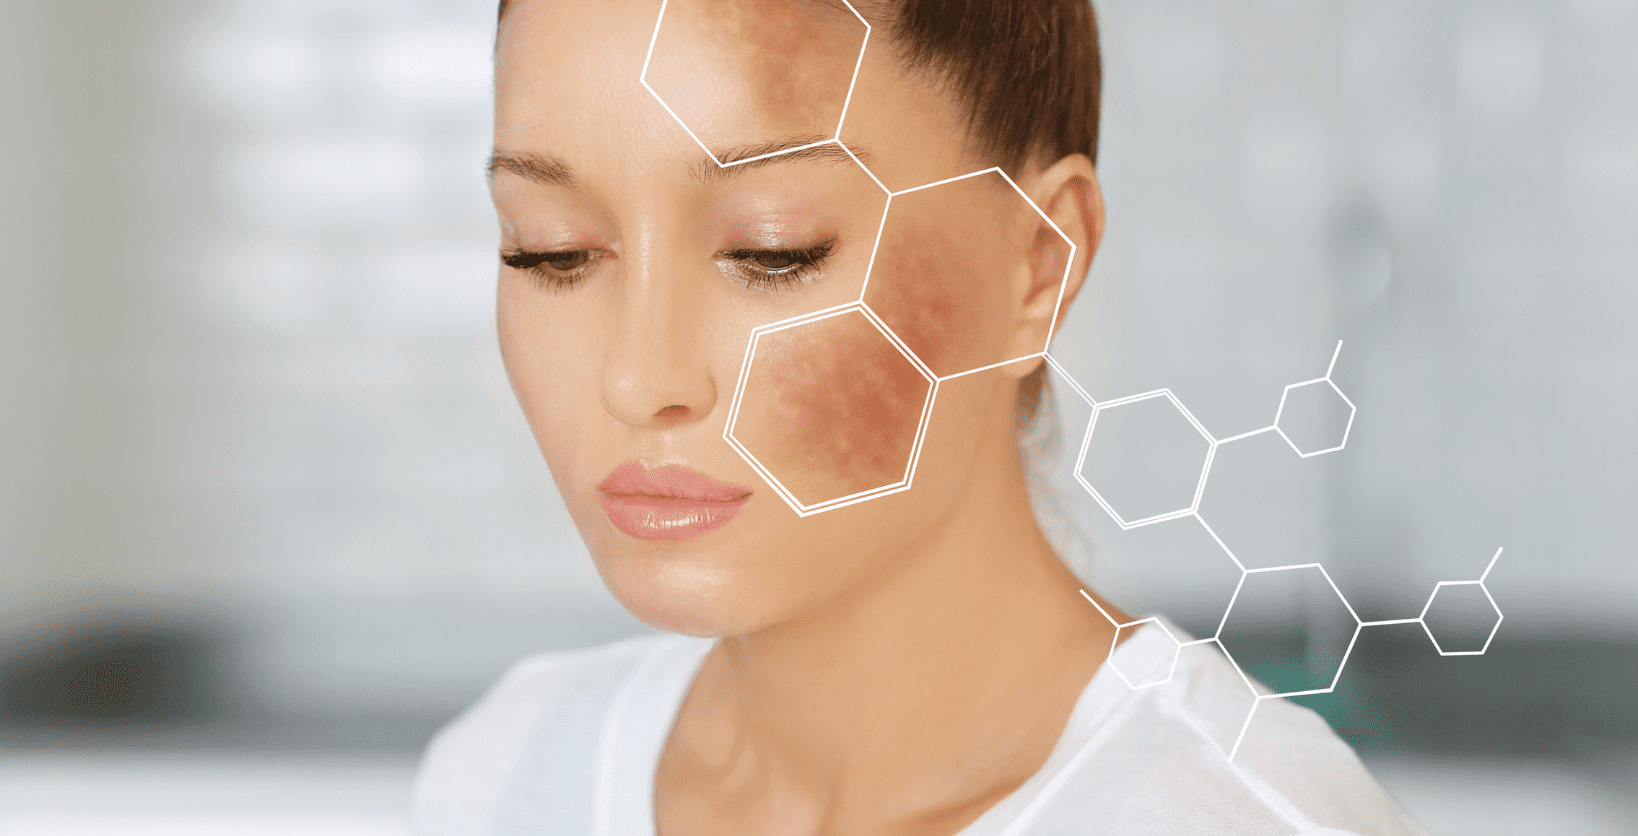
left=643, top=0, right=868, bottom=155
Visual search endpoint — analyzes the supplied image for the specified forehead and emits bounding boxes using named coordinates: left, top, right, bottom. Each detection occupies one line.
left=494, top=0, right=972, bottom=189
left=499, top=0, right=861, bottom=149
left=493, top=0, right=659, bottom=155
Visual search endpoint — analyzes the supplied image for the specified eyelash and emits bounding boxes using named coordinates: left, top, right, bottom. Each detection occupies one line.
left=500, top=248, right=597, bottom=290
left=719, top=238, right=835, bottom=292
left=499, top=239, right=836, bottom=293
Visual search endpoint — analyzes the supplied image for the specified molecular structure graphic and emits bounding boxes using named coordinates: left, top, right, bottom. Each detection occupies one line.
left=1060, top=344, right=1507, bottom=757
left=639, top=0, right=1505, bottom=760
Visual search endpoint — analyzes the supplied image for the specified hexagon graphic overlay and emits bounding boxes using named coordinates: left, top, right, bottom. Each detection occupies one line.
left=1272, top=342, right=1356, bottom=457
left=861, top=169, right=1076, bottom=379
left=1194, top=427, right=1332, bottom=571
left=1275, top=380, right=1355, bottom=456
left=1419, top=582, right=1504, bottom=655
left=642, top=0, right=870, bottom=167
left=1088, top=513, right=1246, bottom=639
left=1111, top=619, right=1184, bottom=690
left=726, top=305, right=936, bottom=515
left=1217, top=565, right=1362, bottom=697
left=1076, top=391, right=1215, bottom=528
left=1080, top=591, right=1183, bottom=690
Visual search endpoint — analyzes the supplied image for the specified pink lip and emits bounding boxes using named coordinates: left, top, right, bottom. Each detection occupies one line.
left=597, top=462, right=753, bottom=541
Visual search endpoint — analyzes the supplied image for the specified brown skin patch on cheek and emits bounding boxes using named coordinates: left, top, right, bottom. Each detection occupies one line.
left=864, top=175, right=1020, bottom=378
left=731, top=309, right=932, bottom=507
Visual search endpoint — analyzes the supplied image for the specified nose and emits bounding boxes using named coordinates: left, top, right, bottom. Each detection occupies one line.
left=600, top=246, right=718, bottom=429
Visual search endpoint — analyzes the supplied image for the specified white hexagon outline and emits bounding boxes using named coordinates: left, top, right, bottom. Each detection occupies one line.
left=640, top=0, right=873, bottom=169
left=1273, top=341, right=1357, bottom=458
left=1080, top=590, right=1184, bottom=690
left=1416, top=547, right=1505, bottom=656
left=859, top=168, right=1079, bottom=382
left=1214, top=563, right=1364, bottom=700
left=723, top=303, right=938, bottom=517
left=1418, top=582, right=1503, bottom=656
left=1072, top=389, right=1218, bottom=529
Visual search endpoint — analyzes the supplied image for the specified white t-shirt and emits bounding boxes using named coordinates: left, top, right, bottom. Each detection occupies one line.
left=411, top=619, right=1427, bottom=835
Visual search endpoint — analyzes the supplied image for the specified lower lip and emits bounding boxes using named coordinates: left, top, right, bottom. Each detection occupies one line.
left=598, top=493, right=750, bottom=541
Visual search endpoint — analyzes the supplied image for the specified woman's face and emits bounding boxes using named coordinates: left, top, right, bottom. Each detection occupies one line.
left=494, top=0, right=1065, bottom=636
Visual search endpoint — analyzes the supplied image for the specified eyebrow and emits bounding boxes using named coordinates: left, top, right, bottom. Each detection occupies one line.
left=487, top=137, right=871, bottom=189
left=488, top=151, right=575, bottom=187
left=693, top=136, right=870, bottom=183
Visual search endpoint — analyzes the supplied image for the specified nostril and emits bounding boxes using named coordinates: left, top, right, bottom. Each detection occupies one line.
left=657, top=404, right=689, bottom=417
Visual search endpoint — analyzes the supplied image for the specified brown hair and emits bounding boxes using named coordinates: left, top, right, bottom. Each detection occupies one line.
left=496, top=0, right=1102, bottom=424
left=875, top=0, right=1101, bottom=171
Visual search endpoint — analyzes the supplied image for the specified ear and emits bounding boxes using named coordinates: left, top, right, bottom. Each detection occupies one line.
left=999, top=153, right=1105, bottom=379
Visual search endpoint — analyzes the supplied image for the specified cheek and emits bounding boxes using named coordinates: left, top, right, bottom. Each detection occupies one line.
left=497, top=278, right=548, bottom=416
left=863, top=184, right=1017, bottom=379
left=496, top=277, right=600, bottom=476
left=730, top=308, right=934, bottom=508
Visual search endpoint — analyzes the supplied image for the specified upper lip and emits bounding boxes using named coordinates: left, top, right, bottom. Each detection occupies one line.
left=597, top=461, right=753, bottom=503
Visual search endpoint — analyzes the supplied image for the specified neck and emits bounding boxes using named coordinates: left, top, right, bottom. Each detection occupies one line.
left=678, top=377, right=1117, bottom=828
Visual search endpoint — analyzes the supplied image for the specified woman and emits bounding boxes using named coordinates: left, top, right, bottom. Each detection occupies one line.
left=413, top=0, right=1427, bottom=833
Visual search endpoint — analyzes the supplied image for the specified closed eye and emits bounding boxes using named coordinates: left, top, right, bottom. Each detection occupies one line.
left=501, top=238, right=837, bottom=293
left=501, top=248, right=595, bottom=289
left=719, top=238, right=836, bottom=292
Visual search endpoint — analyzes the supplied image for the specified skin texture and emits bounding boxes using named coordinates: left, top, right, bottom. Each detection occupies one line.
left=732, top=308, right=933, bottom=506
left=645, top=0, right=866, bottom=151
left=864, top=172, right=1061, bottom=378
left=493, top=1, right=1122, bottom=834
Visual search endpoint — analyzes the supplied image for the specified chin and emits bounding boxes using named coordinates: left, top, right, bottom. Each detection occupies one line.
left=592, top=547, right=793, bottom=639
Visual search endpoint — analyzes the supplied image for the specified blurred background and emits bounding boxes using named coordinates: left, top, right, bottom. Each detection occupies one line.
left=1, top=0, right=1634, bottom=833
